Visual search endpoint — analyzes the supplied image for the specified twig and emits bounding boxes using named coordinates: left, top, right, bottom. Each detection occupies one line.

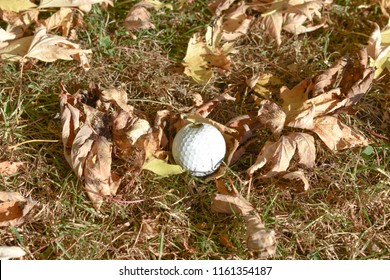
left=8, top=139, right=59, bottom=149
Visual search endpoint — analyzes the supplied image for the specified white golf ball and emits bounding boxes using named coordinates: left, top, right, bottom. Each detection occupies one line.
left=172, top=122, right=226, bottom=177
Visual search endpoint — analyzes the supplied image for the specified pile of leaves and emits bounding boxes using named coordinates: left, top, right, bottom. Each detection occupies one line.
left=1, top=0, right=390, bottom=259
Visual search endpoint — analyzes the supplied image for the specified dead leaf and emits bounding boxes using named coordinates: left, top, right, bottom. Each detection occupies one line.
left=258, top=0, right=328, bottom=45
left=261, top=12, right=283, bottom=45
left=282, top=170, right=310, bottom=191
left=0, top=191, right=36, bottom=227
left=195, top=91, right=235, bottom=118
left=100, top=87, right=134, bottom=112
left=41, top=7, right=74, bottom=37
left=0, top=246, right=26, bottom=260
left=211, top=193, right=254, bottom=216
left=0, top=28, right=16, bottom=48
left=60, top=87, right=121, bottom=210
left=310, top=115, right=369, bottom=151
left=0, top=161, right=24, bottom=176
left=245, top=214, right=276, bottom=257
left=0, top=27, right=92, bottom=69
left=247, top=135, right=296, bottom=178
left=83, top=137, right=120, bottom=210
left=183, top=17, right=235, bottom=84
left=288, top=132, right=315, bottom=168
left=256, top=100, right=286, bottom=138
left=222, top=2, right=252, bottom=41
left=208, top=0, right=235, bottom=16
left=26, top=27, right=91, bottom=64
left=124, top=4, right=155, bottom=33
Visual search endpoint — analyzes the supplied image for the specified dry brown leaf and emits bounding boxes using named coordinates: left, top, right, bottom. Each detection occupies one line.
left=288, top=132, right=315, bottom=168
left=245, top=214, right=276, bottom=257
left=247, top=131, right=315, bottom=177
left=380, top=0, right=390, bottom=17
left=100, top=87, right=134, bottom=112
left=60, top=87, right=121, bottom=210
left=0, top=191, right=36, bottom=227
left=222, top=2, right=252, bottom=41
left=256, top=100, right=286, bottom=138
left=0, top=28, right=16, bottom=48
left=247, top=135, right=296, bottom=177
left=26, top=27, right=91, bottom=65
left=366, top=22, right=390, bottom=79
left=195, top=92, right=235, bottom=118
left=208, top=0, right=235, bottom=16
left=310, top=115, right=369, bottom=151
left=261, top=12, right=283, bottom=45
left=124, top=4, right=155, bottom=32
left=211, top=193, right=254, bottom=216
left=0, top=161, right=24, bottom=176
left=41, top=7, right=73, bottom=37
left=83, top=137, right=120, bottom=210
left=0, top=27, right=91, bottom=69
left=258, top=0, right=329, bottom=45
left=282, top=170, right=310, bottom=191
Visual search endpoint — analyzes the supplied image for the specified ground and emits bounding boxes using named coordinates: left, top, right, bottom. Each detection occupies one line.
left=0, top=0, right=389, bottom=260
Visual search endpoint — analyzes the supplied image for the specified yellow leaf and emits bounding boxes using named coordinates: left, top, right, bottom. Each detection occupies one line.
left=142, top=156, right=185, bottom=176
left=0, top=0, right=36, bottom=12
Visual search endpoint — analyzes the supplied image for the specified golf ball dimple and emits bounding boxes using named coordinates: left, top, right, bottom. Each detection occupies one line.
left=172, top=122, right=226, bottom=177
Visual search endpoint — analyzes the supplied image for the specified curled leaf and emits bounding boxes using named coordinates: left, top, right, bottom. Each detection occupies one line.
left=0, top=191, right=36, bottom=227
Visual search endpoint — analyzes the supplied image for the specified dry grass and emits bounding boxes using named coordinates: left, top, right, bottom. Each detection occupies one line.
left=0, top=0, right=389, bottom=260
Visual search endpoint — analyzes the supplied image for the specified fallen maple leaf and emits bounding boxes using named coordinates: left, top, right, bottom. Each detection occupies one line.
left=0, top=27, right=92, bottom=70
left=256, top=0, right=330, bottom=45
left=247, top=131, right=315, bottom=177
left=0, top=191, right=36, bottom=227
left=183, top=17, right=235, bottom=84
left=0, top=161, right=24, bottom=176
left=0, top=246, right=26, bottom=260
left=247, top=135, right=296, bottom=177
left=310, top=115, right=369, bottom=151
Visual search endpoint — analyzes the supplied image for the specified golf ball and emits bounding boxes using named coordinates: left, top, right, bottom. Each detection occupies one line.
left=172, top=122, right=226, bottom=177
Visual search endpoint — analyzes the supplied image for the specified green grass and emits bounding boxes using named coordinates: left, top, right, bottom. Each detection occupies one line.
left=1, top=0, right=389, bottom=260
